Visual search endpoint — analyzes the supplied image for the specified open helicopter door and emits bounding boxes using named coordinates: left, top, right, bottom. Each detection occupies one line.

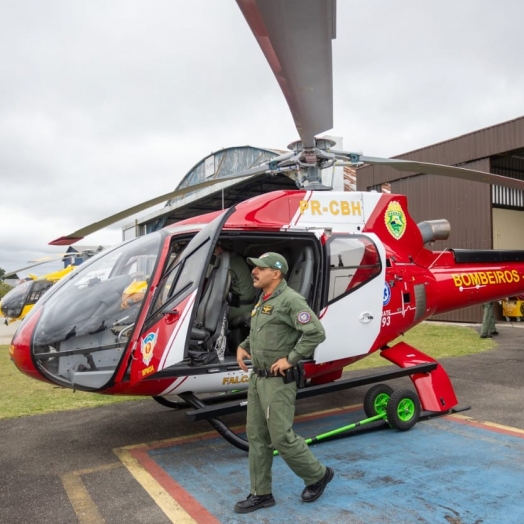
left=128, top=207, right=236, bottom=385
left=314, top=232, right=386, bottom=364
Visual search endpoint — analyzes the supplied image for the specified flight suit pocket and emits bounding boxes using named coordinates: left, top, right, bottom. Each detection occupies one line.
left=256, top=319, right=279, bottom=350
left=266, top=384, right=298, bottom=452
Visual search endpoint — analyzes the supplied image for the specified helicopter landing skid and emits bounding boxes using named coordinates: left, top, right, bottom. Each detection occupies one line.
left=179, top=391, right=250, bottom=451
left=181, top=362, right=439, bottom=451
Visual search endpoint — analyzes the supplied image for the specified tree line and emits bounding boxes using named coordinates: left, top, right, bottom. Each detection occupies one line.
left=0, top=267, right=13, bottom=299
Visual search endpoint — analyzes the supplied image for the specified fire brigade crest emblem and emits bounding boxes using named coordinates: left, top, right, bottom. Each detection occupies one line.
left=385, top=200, right=407, bottom=240
left=141, top=330, right=158, bottom=366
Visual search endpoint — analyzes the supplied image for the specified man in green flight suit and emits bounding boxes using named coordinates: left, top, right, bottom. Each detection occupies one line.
left=480, top=301, right=498, bottom=338
left=214, top=243, right=255, bottom=325
left=235, top=252, right=334, bottom=514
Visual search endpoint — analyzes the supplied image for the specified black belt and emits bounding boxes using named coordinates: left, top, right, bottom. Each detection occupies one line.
left=252, top=367, right=280, bottom=378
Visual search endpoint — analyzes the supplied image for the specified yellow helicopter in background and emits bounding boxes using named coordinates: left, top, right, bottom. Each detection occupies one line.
left=1, top=265, right=75, bottom=325
left=0, top=247, right=107, bottom=325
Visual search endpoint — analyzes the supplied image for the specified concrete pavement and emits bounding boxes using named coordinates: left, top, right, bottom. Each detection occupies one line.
left=1, top=321, right=523, bottom=523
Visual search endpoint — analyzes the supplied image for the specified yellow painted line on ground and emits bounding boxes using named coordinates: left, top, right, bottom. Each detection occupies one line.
left=480, top=421, right=524, bottom=435
left=113, top=446, right=197, bottom=524
left=60, top=462, right=121, bottom=524
left=450, top=413, right=524, bottom=435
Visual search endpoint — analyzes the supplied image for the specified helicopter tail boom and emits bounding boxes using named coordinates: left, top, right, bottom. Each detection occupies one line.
left=420, top=249, right=524, bottom=316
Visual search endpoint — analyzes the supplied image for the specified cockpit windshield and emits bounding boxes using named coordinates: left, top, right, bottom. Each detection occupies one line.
left=1, top=280, right=33, bottom=318
left=30, top=232, right=163, bottom=391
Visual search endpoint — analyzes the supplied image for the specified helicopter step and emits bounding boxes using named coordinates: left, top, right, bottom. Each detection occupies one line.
left=184, top=362, right=437, bottom=422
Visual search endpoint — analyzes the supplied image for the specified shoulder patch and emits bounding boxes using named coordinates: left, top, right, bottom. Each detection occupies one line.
left=297, top=311, right=311, bottom=324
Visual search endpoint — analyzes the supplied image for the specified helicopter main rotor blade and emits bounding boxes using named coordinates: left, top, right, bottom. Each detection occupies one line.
left=237, top=0, right=336, bottom=148
left=4, top=259, right=62, bottom=278
left=359, top=156, right=524, bottom=192
left=48, top=167, right=270, bottom=246
left=28, top=254, right=74, bottom=262
left=4, top=251, right=100, bottom=278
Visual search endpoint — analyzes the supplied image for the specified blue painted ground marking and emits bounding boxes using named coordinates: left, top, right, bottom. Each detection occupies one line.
left=147, top=411, right=524, bottom=524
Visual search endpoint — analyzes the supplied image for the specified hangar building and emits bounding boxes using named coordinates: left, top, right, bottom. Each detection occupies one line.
left=128, top=117, right=524, bottom=323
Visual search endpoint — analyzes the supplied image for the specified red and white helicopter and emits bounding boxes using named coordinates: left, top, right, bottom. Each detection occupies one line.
left=9, top=0, right=524, bottom=448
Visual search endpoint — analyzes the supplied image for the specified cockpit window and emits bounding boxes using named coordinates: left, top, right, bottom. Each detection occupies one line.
left=148, top=225, right=218, bottom=321
left=326, top=235, right=382, bottom=304
left=151, top=241, right=190, bottom=313
left=27, top=280, right=54, bottom=304
left=0, top=280, right=32, bottom=318
left=30, top=232, right=163, bottom=391
left=147, top=213, right=231, bottom=327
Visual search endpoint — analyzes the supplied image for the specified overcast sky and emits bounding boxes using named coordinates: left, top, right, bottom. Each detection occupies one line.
left=1, top=0, right=524, bottom=277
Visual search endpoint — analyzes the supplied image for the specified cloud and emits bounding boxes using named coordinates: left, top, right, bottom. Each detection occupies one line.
left=1, top=0, right=523, bottom=276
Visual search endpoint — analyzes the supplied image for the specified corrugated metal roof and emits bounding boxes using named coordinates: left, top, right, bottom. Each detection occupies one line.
left=167, top=145, right=284, bottom=206
left=126, top=145, right=295, bottom=235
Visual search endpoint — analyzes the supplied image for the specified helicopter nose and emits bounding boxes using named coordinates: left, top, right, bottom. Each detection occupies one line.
left=9, top=308, right=46, bottom=383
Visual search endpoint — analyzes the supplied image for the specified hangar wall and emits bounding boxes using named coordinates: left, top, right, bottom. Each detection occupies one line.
left=391, top=159, right=492, bottom=250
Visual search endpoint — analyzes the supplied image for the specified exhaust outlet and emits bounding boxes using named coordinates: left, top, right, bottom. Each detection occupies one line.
left=417, top=219, right=450, bottom=244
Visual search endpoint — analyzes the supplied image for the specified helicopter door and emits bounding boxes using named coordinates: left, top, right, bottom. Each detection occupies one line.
left=314, top=233, right=385, bottom=364
left=128, top=207, right=235, bottom=384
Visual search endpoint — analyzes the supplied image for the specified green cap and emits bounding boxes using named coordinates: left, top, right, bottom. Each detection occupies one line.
left=247, top=252, right=289, bottom=274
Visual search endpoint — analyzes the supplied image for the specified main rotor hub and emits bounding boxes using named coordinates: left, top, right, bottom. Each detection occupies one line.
left=281, top=138, right=336, bottom=190
left=287, top=137, right=337, bottom=154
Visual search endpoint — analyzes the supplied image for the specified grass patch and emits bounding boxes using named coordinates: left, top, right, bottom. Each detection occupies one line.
left=0, top=346, right=141, bottom=420
left=1, top=322, right=494, bottom=420
left=348, top=321, right=495, bottom=370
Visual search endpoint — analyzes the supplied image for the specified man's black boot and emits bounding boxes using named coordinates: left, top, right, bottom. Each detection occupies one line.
left=301, top=467, right=335, bottom=502
left=234, top=493, right=276, bottom=513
